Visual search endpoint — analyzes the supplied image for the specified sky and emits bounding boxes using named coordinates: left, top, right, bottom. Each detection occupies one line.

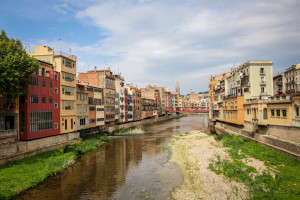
left=1, top=0, right=300, bottom=95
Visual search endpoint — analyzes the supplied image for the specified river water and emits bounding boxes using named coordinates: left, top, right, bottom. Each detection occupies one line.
left=17, top=114, right=208, bottom=200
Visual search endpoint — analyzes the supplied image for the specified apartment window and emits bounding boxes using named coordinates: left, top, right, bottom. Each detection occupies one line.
left=65, top=59, right=73, bottom=68
left=31, top=77, right=38, bottom=86
left=263, top=108, right=268, bottom=119
left=94, top=98, right=101, bottom=105
left=276, top=109, right=280, bottom=117
left=90, top=119, right=96, bottom=124
left=42, top=79, right=46, bottom=87
left=282, top=109, right=287, bottom=117
left=30, top=94, right=38, bottom=104
left=63, top=101, right=74, bottom=110
left=55, top=88, right=58, bottom=94
left=261, top=87, right=265, bottom=93
left=55, top=74, right=58, bottom=80
left=30, top=110, right=52, bottom=132
left=89, top=106, right=95, bottom=111
left=260, top=68, right=264, bottom=74
left=42, top=95, right=46, bottom=104
left=296, top=106, right=299, bottom=117
left=87, top=87, right=93, bottom=92
left=49, top=96, right=53, bottom=104
left=80, top=118, right=86, bottom=126
left=41, top=68, right=45, bottom=77
left=35, top=69, right=39, bottom=76
left=97, top=107, right=104, bottom=111
left=88, top=97, right=94, bottom=105
left=63, top=86, right=74, bottom=96
left=271, top=109, right=275, bottom=116
left=63, top=72, right=74, bottom=82
left=55, top=123, right=58, bottom=129
left=97, top=118, right=104, bottom=122
left=49, top=80, right=53, bottom=88
left=261, top=77, right=265, bottom=82
left=55, top=103, right=58, bottom=109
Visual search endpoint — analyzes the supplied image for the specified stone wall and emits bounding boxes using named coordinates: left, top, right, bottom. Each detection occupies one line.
left=108, top=114, right=181, bottom=132
left=0, top=132, right=81, bottom=165
left=213, top=121, right=300, bottom=160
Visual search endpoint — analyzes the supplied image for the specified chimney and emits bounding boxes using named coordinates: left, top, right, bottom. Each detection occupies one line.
left=94, top=66, right=97, bottom=72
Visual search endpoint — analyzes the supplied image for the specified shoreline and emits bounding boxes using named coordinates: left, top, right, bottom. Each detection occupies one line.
left=168, top=130, right=300, bottom=200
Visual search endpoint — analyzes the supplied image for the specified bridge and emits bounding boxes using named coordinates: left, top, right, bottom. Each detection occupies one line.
left=166, top=107, right=209, bottom=113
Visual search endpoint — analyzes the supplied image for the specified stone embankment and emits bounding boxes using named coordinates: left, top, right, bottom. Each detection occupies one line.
left=0, top=113, right=181, bottom=165
left=211, top=121, right=300, bottom=160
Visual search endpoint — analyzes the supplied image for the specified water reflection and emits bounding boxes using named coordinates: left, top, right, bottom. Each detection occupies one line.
left=17, top=114, right=208, bottom=200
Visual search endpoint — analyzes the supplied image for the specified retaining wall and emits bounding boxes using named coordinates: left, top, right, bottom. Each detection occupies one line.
left=0, top=132, right=81, bottom=165
left=213, top=121, right=300, bottom=160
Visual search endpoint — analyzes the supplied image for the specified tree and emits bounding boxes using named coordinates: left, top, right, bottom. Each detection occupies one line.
left=0, top=30, right=39, bottom=108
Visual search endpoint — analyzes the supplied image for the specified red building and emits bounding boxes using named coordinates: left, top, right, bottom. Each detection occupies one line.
left=19, top=60, right=60, bottom=140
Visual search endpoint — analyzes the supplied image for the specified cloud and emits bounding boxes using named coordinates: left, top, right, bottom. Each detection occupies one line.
left=30, top=0, right=300, bottom=94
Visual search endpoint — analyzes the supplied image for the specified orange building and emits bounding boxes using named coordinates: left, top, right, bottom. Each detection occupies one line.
left=133, top=88, right=142, bottom=121
left=222, top=95, right=244, bottom=125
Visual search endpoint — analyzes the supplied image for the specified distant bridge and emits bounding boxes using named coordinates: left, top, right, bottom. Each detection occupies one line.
left=166, top=107, right=209, bottom=113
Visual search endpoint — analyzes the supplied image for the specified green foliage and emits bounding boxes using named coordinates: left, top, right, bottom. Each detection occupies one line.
left=0, top=134, right=108, bottom=200
left=0, top=150, right=76, bottom=200
left=111, top=126, right=145, bottom=136
left=0, top=30, right=39, bottom=103
left=210, top=134, right=300, bottom=199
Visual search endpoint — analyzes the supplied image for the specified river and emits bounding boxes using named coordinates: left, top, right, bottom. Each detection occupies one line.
left=17, top=114, right=208, bottom=200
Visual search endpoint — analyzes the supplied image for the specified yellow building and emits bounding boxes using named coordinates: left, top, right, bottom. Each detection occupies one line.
left=30, top=46, right=77, bottom=134
left=244, top=99, right=268, bottom=126
left=223, top=96, right=244, bottom=125
left=267, top=100, right=293, bottom=125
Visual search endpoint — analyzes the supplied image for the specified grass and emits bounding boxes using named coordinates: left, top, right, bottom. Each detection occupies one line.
left=0, top=134, right=108, bottom=200
left=110, top=126, right=146, bottom=136
left=209, top=133, right=300, bottom=200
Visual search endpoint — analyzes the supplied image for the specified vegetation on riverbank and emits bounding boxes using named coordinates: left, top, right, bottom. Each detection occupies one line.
left=110, top=126, right=146, bottom=136
left=0, top=134, right=108, bottom=200
left=208, top=133, right=300, bottom=200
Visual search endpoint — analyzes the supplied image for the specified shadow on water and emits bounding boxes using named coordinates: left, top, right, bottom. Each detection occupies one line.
left=16, top=114, right=208, bottom=200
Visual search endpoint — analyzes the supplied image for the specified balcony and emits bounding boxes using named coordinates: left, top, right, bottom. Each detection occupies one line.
left=286, top=89, right=295, bottom=93
left=260, top=81, right=266, bottom=86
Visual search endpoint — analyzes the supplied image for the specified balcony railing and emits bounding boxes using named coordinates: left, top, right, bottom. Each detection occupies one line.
left=260, top=81, right=266, bottom=86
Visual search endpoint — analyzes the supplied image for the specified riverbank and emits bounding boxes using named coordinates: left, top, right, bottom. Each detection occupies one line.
left=168, top=131, right=300, bottom=200
left=0, top=134, right=108, bottom=200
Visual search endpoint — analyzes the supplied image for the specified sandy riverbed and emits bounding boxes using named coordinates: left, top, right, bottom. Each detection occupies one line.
left=168, top=130, right=249, bottom=200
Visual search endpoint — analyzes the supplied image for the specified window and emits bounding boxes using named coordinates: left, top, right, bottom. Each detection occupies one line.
left=90, top=119, right=96, bottom=123
left=42, top=95, right=46, bottom=104
left=49, top=96, right=53, bottom=104
left=80, top=118, right=86, bottom=125
left=263, top=108, right=268, bottom=119
left=55, top=123, right=58, bottom=129
left=31, top=77, right=38, bottom=86
left=247, top=109, right=250, bottom=115
left=65, top=59, right=73, bottom=68
left=97, top=107, right=104, bottom=111
left=88, top=97, right=94, bottom=105
left=97, top=118, right=104, bottom=122
left=276, top=109, right=280, bottom=117
left=55, top=103, right=58, bottom=109
left=42, top=79, right=46, bottom=87
left=297, top=106, right=299, bottom=117
left=260, top=68, right=264, bottom=74
left=271, top=109, right=275, bottom=116
left=55, top=88, right=58, bottom=94
left=35, top=69, right=39, bottom=76
left=89, top=106, right=95, bottom=111
left=41, top=68, right=45, bottom=77
left=62, top=86, right=74, bottom=96
left=261, top=87, right=265, bottom=93
left=20, top=111, right=25, bottom=132
left=94, top=98, right=101, bottom=105
left=49, top=80, right=53, bottom=89
left=55, top=74, right=58, bottom=80
left=63, top=72, right=74, bottom=82
left=30, top=94, right=38, bottom=104
left=261, top=77, right=265, bottom=82
left=63, top=101, right=74, bottom=110
left=87, top=87, right=93, bottom=92
left=30, top=110, right=52, bottom=132
left=282, top=109, right=287, bottom=117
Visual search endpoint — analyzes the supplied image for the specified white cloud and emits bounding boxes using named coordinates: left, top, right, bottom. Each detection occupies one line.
left=45, top=0, right=300, bottom=94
